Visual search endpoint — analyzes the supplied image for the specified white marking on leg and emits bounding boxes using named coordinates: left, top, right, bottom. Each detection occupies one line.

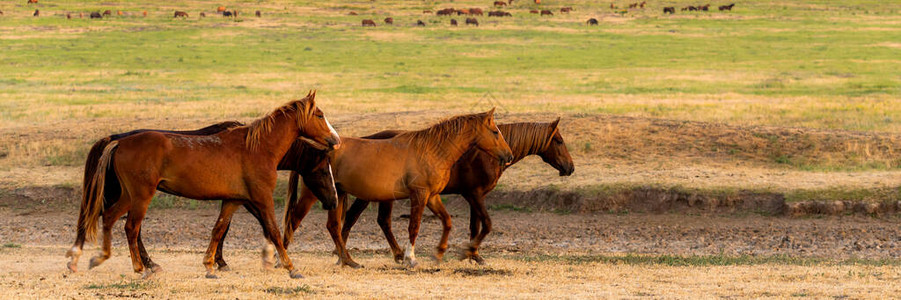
left=404, top=241, right=416, bottom=262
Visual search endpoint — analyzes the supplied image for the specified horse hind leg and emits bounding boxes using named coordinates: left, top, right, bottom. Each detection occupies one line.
left=65, top=227, right=87, bottom=272
left=88, top=200, right=131, bottom=270
left=137, top=230, right=162, bottom=273
left=403, top=190, right=430, bottom=268
left=203, top=200, right=240, bottom=279
left=124, top=200, right=154, bottom=279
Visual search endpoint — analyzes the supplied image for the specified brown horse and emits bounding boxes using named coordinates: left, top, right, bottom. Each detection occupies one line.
left=66, top=91, right=340, bottom=279
left=81, top=122, right=341, bottom=276
left=67, top=121, right=242, bottom=273
left=174, top=11, right=188, bottom=18
left=362, top=19, right=376, bottom=27
left=341, top=120, right=573, bottom=264
left=280, top=109, right=513, bottom=268
left=465, top=18, right=479, bottom=26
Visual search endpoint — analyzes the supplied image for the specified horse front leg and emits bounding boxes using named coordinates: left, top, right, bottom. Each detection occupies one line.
left=403, top=190, right=429, bottom=268
left=248, top=190, right=303, bottom=279
left=463, top=192, right=490, bottom=264
left=426, top=195, right=452, bottom=263
left=376, top=201, right=404, bottom=263
left=326, top=193, right=362, bottom=268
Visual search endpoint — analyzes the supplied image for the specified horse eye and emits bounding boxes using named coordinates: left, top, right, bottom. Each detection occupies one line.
left=316, top=115, right=324, bottom=119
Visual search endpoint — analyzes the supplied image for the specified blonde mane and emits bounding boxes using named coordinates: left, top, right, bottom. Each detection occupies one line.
left=400, top=112, right=488, bottom=157
left=498, top=122, right=556, bottom=159
left=245, top=91, right=316, bottom=150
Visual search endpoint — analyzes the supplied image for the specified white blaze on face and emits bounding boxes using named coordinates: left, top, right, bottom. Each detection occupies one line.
left=325, top=117, right=339, bottom=140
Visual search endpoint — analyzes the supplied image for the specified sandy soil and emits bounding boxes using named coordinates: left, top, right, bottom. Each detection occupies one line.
left=1, top=203, right=900, bottom=298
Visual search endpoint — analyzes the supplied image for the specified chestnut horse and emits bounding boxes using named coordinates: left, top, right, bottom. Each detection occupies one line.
left=67, top=121, right=241, bottom=272
left=66, top=91, right=340, bottom=279
left=341, top=120, right=574, bottom=264
left=279, top=109, right=513, bottom=268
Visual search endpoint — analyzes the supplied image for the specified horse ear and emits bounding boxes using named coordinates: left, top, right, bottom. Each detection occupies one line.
left=307, top=90, right=317, bottom=108
left=550, top=117, right=560, bottom=129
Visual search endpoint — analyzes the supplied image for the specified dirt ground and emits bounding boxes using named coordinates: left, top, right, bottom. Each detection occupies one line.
left=1, top=201, right=900, bottom=298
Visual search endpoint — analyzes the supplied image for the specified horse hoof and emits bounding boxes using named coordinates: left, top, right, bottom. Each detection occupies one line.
left=150, top=263, right=163, bottom=274
left=88, top=256, right=106, bottom=269
left=66, top=261, right=78, bottom=273
left=344, top=261, right=363, bottom=269
left=141, top=269, right=155, bottom=280
left=394, top=254, right=404, bottom=264
left=472, top=255, right=486, bottom=265
left=217, top=265, right=230, bottom=272
left=404, top=259, right=418, bottom=269
left=205, top=272, right=218, bottom=279
left=289, top=270, right=304, bottom=279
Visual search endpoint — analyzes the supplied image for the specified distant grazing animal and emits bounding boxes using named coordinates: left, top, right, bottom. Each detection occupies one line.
left=217, top=6, right=227, bottom=12
left=67, top=13, right=72, bottom=19
left=719, top=3, right=735, bottom=11
left=640, top=1, right=647, bottom=8
left=699, top=4, right=710, bottom=11
left=494, top=1, right=507, bottom=7
left=436, top=8, right=456, bottom=16
left=423, top=10, right=433, bottom=14
left=33, top=9, right=39, bottom=17
left=117, top=11, right=123, bottom=16
left=232, top=10, right=238, bottom=17
left=384, top=17, right=393, bottom=24
left=79, top=12, right=83, bottom=18
left=174, top=11, right=188, bottom=18
left=530, top=10, right=539, bottom=14
left=610, top=3, right=616, bottom=9
left=416, top=20, right=426, bottom=26
left=28, top=0, right=38, bottom=3
left=457, top=9, right=470, bottom=15
left=255, top=10, right=261, bottom=17
left=470, top=8, right=484, bottom=15
left=663, top=7, right=675, bottom=14
left=103, top=10, right=112, bottom=16
left=587, top=18, right=598, bottom=25
left=200, top=12, right=206, bottom=17
left=348, top=11, right=358, bottom=15
left=222, top=11, right=233, bottom=17
left=560, top=7, right=573, bottom=13
left=361, top=19, right=376, bottom=27
left=466, top=17, right=478, bottom=26
left=488, top=11, right=511, bottom=17
left=450, top=19, right=458, bottom=26
left=90, top=11, right=102, bottom=19
left=540, top=10, right=553, bottom=16
left=629, top=3, right=638, bottom=8
left=534, top=0, right=540, bottom=4
left=142, top=11, right=147, bottom=17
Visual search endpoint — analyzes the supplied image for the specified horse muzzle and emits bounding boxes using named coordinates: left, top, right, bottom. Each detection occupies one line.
left=559, top=165, right=574, bottom=176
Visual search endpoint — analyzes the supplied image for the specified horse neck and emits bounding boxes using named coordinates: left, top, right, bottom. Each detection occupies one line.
left=254, top=112, right=301, bottom=160
left=501, top=124, right=550, bottom=165
left=414, top=124, right=481, bottom=171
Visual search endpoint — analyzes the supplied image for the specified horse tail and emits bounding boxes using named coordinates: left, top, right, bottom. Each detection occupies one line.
left=282, top=170, right=302, bottom=245
left=79, top=140, right=119, bottom=243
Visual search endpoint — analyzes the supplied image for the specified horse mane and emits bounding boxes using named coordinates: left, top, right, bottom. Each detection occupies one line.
left=245, top=91, right=316, bottom=149
left=498, top=122, right=556, bottom=159
left=398, top=112, right=487, bottom=157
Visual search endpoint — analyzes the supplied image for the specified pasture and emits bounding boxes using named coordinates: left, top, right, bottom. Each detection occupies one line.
left=0, top=0, right=900, bottom=298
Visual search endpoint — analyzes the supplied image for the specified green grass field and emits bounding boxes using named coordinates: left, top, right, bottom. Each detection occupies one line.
left=2, top=0, right=898, bottom=128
